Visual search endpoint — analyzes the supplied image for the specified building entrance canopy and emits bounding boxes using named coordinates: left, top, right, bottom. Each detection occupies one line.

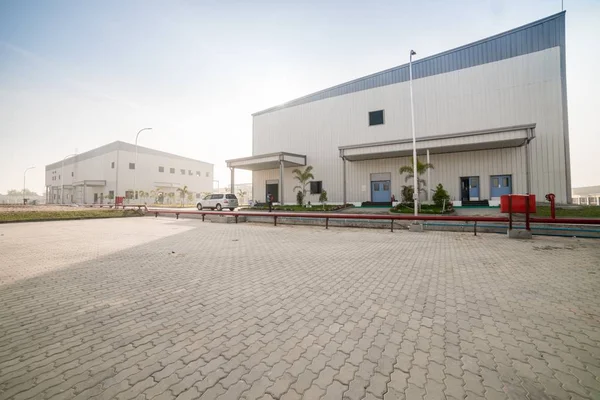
left=226, top=152, right=306, bottom=171
left=225, top=152, right=307, bottom=205
left=339, top=124, right=535, bottom=161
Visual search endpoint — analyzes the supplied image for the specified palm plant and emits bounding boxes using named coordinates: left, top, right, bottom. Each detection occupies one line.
left=399, top=157, right=434, bottom=198
left=187, top=193, right=194, bottom=204
left=167, top=192, right=175, bottom=204
left=237, top=189, right=247, bottom=199
left=176, top=186, right=189, bottom=206
left=292, top=166, right=315, bottom=205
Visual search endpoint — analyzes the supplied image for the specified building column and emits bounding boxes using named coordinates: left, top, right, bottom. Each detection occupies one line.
left=596, top=196, right=600, bottom=206
left=279, top=160, right=284, bottom=205
left=586, top=197, right=590, bottom=205
left=426, top=149, right=431, bottom=201
left=342, top=157, right=347, bottom=206
left=230, top=167, right=235, bottom=195
left=83, top=183, right=87, bottom=204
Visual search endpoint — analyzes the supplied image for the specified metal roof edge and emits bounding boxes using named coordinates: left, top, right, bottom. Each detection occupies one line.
left=46, top=141, right=213, bottom=171
left=226, top=151, right=307, bottom=164
left=252, top=12, right=565, bottom=117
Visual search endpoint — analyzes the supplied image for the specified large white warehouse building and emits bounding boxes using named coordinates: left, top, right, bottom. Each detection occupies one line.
left=45, top=141, right=213, bottom=204
left=228, top=12, right=571, bottom=206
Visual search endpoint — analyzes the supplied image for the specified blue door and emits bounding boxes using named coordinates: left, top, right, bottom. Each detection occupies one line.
left=371, top=181, right=391, bottom=203
left=490, top=175, right=511, bottom=198
left=469, top=177, right=479, bottom=199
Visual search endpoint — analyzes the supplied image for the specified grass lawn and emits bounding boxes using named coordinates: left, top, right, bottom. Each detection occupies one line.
left=241, top=204, right=351, bottom=212
left=0, top=209, right=143, bottom=223
left=390, top=204, right=453, bottom=214
left=534, top=205, right=600, bottom=218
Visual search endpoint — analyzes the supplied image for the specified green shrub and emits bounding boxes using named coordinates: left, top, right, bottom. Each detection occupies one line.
left=432, top=184, right=450, bottom=207
left=401, top=185, right=414, bottom=203
left=319, top=190, right=328, bottom=204
left=296, top=190, right=304, bottom=206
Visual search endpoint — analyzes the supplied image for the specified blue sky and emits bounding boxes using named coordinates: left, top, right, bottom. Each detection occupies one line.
left=1, top=0, right=598, bottom=194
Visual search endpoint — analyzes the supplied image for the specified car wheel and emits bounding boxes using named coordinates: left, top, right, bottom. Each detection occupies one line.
left=197, top=203, right=203, bottom=211
left=216, top=204, right=222, bottom=211
left=229, top=208, right=235, bottom=211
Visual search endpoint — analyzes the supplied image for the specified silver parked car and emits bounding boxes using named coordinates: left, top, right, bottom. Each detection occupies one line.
left=196, top=193, right=238, bottom=211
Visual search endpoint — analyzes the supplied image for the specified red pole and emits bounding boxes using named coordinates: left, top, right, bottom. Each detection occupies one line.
left=551, top=195, right=556, bottom=219
left=508, top=195, right=513, bottom=231
left=525, top=195, right=530, bottom=231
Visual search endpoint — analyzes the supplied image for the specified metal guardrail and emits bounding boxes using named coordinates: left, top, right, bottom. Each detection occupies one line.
left=148, top=208, right=600, bottom=236
left=76, top=204, right=148, bottom=212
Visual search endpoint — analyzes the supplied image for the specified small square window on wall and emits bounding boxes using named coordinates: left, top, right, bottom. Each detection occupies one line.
left=180, top=169, right=185, bottom=175
left=71, top=172, right=74, bottom=177
left=310, top=181, right=323, bottom=194
left=158, top=166, right=164, bottom=173
left=369, top=110, right=384, bottom=126
left=111, top=162, right=115, bottom=169
left=188, top=170, right=193, bottom=176
left=196, top=171, right=201, bottom=177
left=170, top=168, right=175, bottom=174
left=129, top=163, right=135, bottom=170
left=205, top=172, right=210, bottom=177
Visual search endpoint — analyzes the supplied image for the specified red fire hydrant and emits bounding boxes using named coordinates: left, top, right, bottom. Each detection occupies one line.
left=545, top=193, right=556, bottom=219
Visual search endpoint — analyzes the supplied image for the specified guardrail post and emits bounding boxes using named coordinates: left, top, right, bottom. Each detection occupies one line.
left=391, top=219, right=394, bottom=232
left=155, top=212, right=158, bottom=218
left=274, top=216, right=277, bottom=226
left=326, top=218, right=329, bottom=229
left=474, top=221, right=477, bottom=236
left=235, top=215, right=238, bottom=224
left=176, top=213, right=179, bottom=220
left=202, top=214, right=205, bottom=222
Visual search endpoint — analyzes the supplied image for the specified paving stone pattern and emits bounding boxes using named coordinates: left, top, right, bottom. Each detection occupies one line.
left=1, top=218, right=599, bottom=400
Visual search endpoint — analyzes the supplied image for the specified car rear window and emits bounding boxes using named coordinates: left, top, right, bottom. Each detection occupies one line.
left=226, top=194, right=237, bottom=200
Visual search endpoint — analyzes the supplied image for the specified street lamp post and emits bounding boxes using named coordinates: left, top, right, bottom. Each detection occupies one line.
left=409, top=49, right=418, bottom=217
left=61, top=154, right=77, bottom=204
left=133, top=128, right=152, bottom=202
left=23, top=166, right=36, bottom=205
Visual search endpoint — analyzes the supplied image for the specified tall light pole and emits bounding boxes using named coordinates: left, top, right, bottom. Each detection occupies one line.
left=23, top=166, right=36, bottom=205
left=409, top=49, right=418, bottom=217
left=61, top=154, right=77, bottom=204
left=133, top=127, right=152, bottom=202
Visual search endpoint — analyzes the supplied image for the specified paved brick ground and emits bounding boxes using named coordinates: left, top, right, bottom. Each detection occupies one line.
left=0, top=219, right=599, bottom=400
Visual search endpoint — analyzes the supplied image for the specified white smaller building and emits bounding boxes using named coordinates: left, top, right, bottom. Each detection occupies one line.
left=45, top=141, right=213, bottom=204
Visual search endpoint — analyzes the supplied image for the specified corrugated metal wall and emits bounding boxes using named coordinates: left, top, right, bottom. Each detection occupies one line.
left=251, top=46, right=567, bottom=203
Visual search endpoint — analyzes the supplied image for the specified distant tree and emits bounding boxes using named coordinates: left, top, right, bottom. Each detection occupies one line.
left=319, top=190, right=328, bottom=210
left=292, top=166, right=315, bottom=205
left=177, top=185, right=189, bottom=206
left=187, top=193, right=194, bottom=203
left=167, top=192, right=175, bottom=204
left=237, top=189, right=247, bottom=199
left=7, top=189, right=39, bottom=196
